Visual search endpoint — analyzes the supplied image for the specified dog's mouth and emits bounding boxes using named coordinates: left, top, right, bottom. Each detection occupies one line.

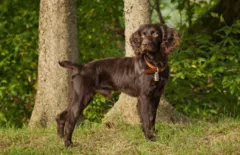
left=141, top=47, right=156, bottom=55
left=142, top=50, right=155, bottom=60
left=142, top=49, right=166, bottom=68
left=141, top=46, right=156, bottom=56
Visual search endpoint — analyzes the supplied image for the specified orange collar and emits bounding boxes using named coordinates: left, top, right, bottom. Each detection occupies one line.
left=143, top=56, right=168, bottom=74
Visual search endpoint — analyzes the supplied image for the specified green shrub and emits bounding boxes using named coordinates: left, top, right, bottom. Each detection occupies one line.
left=0, top=0, right=39, bottom=127
left=83, top=92, right=120, bottom=122
left=166, top=21, right=240, bottom=119
left=77, top=0, right=124, bottom=122
left=0, top=0, right=124, bottom=127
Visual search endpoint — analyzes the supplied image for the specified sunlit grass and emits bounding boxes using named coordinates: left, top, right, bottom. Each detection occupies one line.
left=0, top=118, right=240, bottom=154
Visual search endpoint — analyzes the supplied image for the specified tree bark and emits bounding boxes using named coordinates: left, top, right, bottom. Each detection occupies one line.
left=104, top=0, right=188, bottom=124
left=29, top=0, right=78, bottom=128
left=104, top=0, right=150, bottom=125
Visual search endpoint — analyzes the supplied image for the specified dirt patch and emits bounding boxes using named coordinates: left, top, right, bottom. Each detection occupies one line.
left=0, top=140, right=12, bottom=151
left=202, top=128, right=240, bottom=145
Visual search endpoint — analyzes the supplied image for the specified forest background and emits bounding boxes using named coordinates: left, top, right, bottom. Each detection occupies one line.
left=0, top=0, right=240, bottom=128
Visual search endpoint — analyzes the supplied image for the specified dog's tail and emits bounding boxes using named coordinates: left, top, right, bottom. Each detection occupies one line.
left=59, top=61, right=83, bottom=71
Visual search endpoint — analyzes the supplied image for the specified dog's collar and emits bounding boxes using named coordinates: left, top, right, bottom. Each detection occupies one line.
left=143, top=55, right=168, bottom=74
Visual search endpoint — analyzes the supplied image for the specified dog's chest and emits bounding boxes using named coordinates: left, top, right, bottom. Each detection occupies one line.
left=153, top=75, right=167, bottom=87
left=147, top=72, right=169, bottom=94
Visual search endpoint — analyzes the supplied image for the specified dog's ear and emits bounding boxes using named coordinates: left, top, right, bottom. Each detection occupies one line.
left=159, top=24, right=179, bottom=55
left=59, top=61, right=82, bottom=71
left=129, top=27, right=143, bottom=56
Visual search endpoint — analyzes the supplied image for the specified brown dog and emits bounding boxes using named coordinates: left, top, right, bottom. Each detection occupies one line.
left=56, top=24, right=179, bottom=147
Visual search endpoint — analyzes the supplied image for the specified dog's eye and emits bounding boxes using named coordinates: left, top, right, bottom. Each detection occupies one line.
left=141, top=32, right=146, bottom=38
left=152, top=32, right=159, bottom=38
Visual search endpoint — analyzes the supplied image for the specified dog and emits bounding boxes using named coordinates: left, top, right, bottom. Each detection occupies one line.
left=56, top=24, right=179, bottom=147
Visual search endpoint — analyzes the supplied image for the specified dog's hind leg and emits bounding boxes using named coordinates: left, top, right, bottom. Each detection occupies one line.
left=63, top=90, right=94, bottom=147
left=56, top=110, right=68, bottom=138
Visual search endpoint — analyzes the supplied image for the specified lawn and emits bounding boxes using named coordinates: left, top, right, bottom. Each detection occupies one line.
left=0, top=118, right=240, bottom=154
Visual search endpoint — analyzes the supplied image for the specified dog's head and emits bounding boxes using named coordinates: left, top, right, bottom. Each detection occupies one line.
left=130, top=24, right=179, bottom=58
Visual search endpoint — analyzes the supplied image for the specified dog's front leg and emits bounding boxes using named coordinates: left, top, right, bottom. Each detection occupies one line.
left=137, top=95, right=158, bottom=141
left=149, top=96, right=161, bottom=135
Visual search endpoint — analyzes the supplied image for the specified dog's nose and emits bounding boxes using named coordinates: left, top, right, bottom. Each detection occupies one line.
left=142, top=39, right=151, bottom=46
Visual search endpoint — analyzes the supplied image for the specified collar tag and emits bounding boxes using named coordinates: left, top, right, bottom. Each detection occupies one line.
left=154, top=67, right=159, bottom=81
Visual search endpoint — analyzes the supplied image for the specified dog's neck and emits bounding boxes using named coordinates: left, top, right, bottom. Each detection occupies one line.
left=143, top=57, right=168, bottom=74
left=142, top=52, right=168, bottom=68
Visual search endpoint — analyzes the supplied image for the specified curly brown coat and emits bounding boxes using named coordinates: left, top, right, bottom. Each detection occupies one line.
left=56, top=24, right=179, bottom=147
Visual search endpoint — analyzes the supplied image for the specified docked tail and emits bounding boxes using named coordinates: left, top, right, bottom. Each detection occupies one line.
left=58, top=61, right=83, bottom=71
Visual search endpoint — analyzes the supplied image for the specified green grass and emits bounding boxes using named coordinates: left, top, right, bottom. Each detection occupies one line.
left=0, top=118, right=240, bottom=155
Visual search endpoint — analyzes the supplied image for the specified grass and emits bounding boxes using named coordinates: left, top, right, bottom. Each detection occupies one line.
left=0, top=118, right=240, bottom=155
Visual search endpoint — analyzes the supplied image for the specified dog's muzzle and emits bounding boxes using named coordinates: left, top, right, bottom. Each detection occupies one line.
left=141, top=39, right=156, bottom=53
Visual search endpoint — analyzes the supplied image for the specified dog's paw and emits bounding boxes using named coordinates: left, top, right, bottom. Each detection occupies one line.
left=57, top=130, right=64, bottom=138
left=56, top=123, right=64, bottom=138
left=153, top=129, right=158, bottom=134
left=64, top=140, right=73, bottom=148
left=149, top=135, right=156, bottom=142
left=145, top=134, right=157, bottom=142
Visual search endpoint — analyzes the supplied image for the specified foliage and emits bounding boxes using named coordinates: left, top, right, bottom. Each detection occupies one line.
left=77, top=0, right=124, bottom=122
left=83, top=92, right=119, bottom=122
left=1, top=0, right=240, bottom=127
left=77, top=0, right=124, bottom=63
left=166, top=20, right=240, bottom=119
left=0, top=0, right=124, bottom=127
left=151, top=0, right=219, bottom=27
left=163, top=0, right=240, bottom=119
left=0, top=0, right=39, bottom=127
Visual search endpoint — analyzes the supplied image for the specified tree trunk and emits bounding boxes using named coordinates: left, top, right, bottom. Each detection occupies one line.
left=104, top=0, right=150, bottom=125
left=29, top=0, right=78, bottom=128
left=104, top=0, right=188, bottom=124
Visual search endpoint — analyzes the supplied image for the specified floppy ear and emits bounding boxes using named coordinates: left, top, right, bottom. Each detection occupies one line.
left=59, top=61, right=83, bottom=71
left=129, top=28, right=142, bottom=56
left=159, top=24, right=179, bottom=55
